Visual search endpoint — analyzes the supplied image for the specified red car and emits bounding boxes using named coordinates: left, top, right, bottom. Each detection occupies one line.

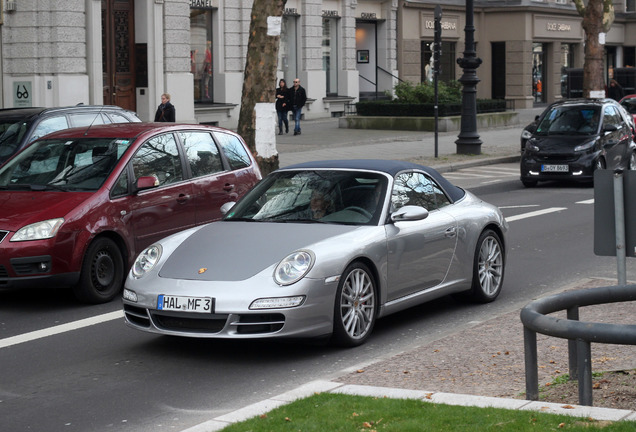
left=0, top=123, right=261, bottom=303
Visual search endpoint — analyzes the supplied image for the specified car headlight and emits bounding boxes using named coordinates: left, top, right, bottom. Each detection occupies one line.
left=521, top=129, right=533, bottom=140
left=11, top=218, right=64, bottom=242
left=274, top=250, right=314, bottom=286
left=132, top=244, right=163, bottom=279
left=574, top=140, right=596, bottom=152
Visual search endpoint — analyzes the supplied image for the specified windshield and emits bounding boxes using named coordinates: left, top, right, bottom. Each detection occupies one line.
left=225, top=170, right=389, bottom=226
left=0, top=137, right=132, bottom=192
left=535, top=106, right=600, bottom=136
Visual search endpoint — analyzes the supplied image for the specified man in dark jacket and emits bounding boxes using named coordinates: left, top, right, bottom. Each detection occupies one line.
left=154, top=93, right=176, bottom=122
left=290, top=78, right=307, bottom=135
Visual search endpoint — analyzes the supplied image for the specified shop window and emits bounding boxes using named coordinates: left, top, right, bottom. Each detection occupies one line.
left=190, top=7, right=214, bottom=103
left=421, top=41, right=455, bottom=83
left=627, top=0, right=635, bottom=12
left=323, top=18, right=339, bottom=96
left=279, top=16, right=298, bottom=84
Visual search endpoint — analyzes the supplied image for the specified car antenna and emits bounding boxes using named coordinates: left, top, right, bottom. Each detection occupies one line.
left=84, top=103, right=105, bottom=136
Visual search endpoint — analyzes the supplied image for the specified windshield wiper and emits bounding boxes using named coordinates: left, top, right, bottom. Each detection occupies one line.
left=30, top=184, right=71, bottom=192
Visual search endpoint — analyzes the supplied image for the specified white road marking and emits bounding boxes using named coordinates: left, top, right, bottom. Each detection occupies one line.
left=506, top=207, right=568, bottom=222
left=577, top=199, right=594, bottom=204
left=0, top=310, right=123, bottom=349
left=499, top=205, right=540, bottom=209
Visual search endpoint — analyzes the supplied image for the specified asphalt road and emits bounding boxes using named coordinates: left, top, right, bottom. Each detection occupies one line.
left=2, top=165, right=635, bottom=432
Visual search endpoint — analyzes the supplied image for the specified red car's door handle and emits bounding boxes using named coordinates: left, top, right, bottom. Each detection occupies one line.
left=223, top=183, right=235, bottom=192
left=176, top=194, right=189, bottom=204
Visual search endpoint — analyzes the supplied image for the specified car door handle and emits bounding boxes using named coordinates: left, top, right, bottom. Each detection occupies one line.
left=445, top=227, right=457, bottom=238
left=223, top=183, right=235, bottom=192
left=176, top=194, right=189, bottom=204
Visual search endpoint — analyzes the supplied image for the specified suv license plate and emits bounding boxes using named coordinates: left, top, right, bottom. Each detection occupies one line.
left=541, top=164, right=568, bottom=172
left=157, top=295, right=214, bottom=313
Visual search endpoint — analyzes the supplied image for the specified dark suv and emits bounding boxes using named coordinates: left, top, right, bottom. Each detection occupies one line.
left=0, top=105, right=141, bottom=164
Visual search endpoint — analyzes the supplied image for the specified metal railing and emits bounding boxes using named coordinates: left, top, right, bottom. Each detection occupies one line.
left=520, top=284, right=636, bottom=406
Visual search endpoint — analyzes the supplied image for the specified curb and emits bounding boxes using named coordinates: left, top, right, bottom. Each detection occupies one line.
left=430, top=154, right=521, bottom=173
left=181, top=380, right=636, bottom=432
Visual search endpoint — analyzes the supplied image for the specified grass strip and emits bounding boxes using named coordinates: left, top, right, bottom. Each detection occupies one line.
left=219, top=393, right=636, bottom=432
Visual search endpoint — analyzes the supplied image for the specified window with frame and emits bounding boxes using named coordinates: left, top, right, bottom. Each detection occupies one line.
left=190, top=7, right=214, bottom=103
left=179, top=131, right=223, bottom=177
left=131, top=134, right=184, bottom=186
left=213, top=131, right=251, bottom=170
left=391, top=172, right=450, bottom=212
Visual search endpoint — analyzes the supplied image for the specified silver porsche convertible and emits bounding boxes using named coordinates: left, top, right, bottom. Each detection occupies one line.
left=123, top=160, right=508, bottom=347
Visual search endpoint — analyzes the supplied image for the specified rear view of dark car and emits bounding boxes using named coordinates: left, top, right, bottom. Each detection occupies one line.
left=520, top=98, right=636, bottom=187
left=0, top=105, right=141, bottom=164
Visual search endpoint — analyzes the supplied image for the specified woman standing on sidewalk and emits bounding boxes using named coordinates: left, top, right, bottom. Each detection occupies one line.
left=275, top=79, right=290, bottom=135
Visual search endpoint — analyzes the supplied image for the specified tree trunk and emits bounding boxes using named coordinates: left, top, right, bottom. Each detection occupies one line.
left=573, top=0, right=615, bottom=98
left=237, top=0, right=286, bottom=175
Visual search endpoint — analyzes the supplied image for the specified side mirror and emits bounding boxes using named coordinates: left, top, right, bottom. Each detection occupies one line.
left=220, top=201, right=236, bottom=215
left=136, top=175, right=159, bottom=192
left=390, top=205, right=429, bottom=222
left=603, top=124, right=618, bottom=133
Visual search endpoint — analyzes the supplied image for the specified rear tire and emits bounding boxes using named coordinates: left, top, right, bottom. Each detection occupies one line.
left=331, top=262, right=376, bottom=347
left=457, top=229, right=504, bottom=303
left=73, top=237, right=124, bottom=304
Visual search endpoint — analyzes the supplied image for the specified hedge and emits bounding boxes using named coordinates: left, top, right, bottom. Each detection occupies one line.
left=355, top=99, right=506, bottom=117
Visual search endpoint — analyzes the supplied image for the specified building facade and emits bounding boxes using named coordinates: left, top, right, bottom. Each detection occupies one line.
left=399, top=0, right=636, bottom=109
left=0, top=0, right=634, bottom=129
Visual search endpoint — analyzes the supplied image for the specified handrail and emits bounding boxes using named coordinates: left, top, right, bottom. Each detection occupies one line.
left=359, top=74, right=375, bottom=86
left=377, top=65, right=404, bottom=83
left=520, top=283, right=636, bottom=406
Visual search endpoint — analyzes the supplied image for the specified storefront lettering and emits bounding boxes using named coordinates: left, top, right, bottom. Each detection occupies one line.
left=360, top=12, right=377, bottom=19
left=284, top=8, right=298, bottom=15
left=546, top=22, right=571, bottom=32
left=424, top=19, right=456, bottom=30
left=189, top=0, right=214, bottom=8
left=322, top=10, right=339, bottom=17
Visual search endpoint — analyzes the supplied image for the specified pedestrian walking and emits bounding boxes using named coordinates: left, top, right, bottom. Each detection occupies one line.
left=275, top=79, right=290, bottom=135
left=290, top=78, right=307, bottom=135
left=154, top=93, right=176, bottom=122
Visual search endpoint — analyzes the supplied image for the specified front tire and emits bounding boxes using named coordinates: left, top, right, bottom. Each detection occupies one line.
left=459, top=229, right=504, bottom=303
left=73, top=237, right=124, bottom=304
left=332, top=262, right=376, bottom=347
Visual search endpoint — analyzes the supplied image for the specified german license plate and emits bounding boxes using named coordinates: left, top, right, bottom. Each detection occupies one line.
left=541, top=164, right=568, bottom=172
left=157, top=295, right=214, bottom=313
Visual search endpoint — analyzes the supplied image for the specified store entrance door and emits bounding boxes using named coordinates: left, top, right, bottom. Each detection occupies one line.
left=102, top=0, right=136, bottom=111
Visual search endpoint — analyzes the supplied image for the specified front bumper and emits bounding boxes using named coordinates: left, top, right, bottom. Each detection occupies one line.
left=520, top=151, right=597, bottom=182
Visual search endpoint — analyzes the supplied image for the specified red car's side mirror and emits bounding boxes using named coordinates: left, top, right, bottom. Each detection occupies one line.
left=136, top=175, right=159, bottom=191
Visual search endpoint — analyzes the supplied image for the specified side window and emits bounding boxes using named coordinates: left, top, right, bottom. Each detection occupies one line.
left=179, top=131, right=223, bottom=178
left=30, top=116, right=69, bottom=142
left=213, top=131, right=252, bottom=170
left=131, top=134, right=184, bottom=186
left=603, top=106, right=620, bottom=128
left=69, top=113, right=107, bottom=128
left=112, top=170, right=129, bottom=197
left=391, top=172, right=448, bottom=211
left=108, top=112, right=132, bottom=123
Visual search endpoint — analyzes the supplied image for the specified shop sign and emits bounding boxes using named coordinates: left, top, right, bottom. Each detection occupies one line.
left=360, top=12, right=377, bottom=19
left=189, top=0, right=216, bottom=8
left=424, top=19, right=456, bottom=31
left=13, top=82, right=32, bottom=108
left=322, top=10, right=340, bottom=18
left=534, top=16, right=582, bottom=40
left=285, top=8, right=299, bottom=16
left=546, top=22, right=571, bottom=32
left=420, top=14, right=459, bottom=38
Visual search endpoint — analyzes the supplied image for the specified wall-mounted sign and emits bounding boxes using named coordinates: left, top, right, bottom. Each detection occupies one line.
left=322, top=10, right=340, bottom=18
left=13, top=82, right=32, bottom=107
left=420, top=14, right=459, bottom=38
left=284, top=8, right=299, bottom=16
left=360, top=12, right=377, bottom=20
left=534, top=16, right=582, bottom=40
left=189, top=0, right=216, bottom=8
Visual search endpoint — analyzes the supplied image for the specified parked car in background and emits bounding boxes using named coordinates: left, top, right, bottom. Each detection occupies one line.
left=520, top=98, right=636, bottom=187
left=0, top=123, right=261, bottom=303
left=619, top=94, right=636, bottom=124
left=123, top=160, right=507, bottom=347
left=0, top=105, right=141, bottom=164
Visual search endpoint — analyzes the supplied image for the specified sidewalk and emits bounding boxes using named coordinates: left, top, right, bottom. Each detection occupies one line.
left=274, top=107, right=543, bottom=169
left=183, top=110, right=636, bottom=432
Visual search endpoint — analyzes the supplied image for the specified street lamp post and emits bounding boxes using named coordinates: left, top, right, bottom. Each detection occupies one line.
left=455, top=0, right=483, bottom=155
